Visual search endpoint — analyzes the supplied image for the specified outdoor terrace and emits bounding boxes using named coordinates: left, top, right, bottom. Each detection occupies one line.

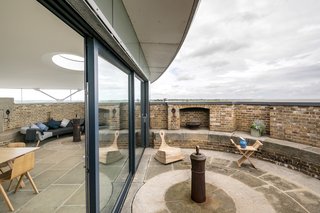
left=0, top=132, right=319, bottom=212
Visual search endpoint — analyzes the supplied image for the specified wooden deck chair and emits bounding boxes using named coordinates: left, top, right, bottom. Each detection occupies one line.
left=99, top=131, right=123, bottom=164
left=230, top=139, right=263, bottom=169
left=154, top=130, right=184, bottom=164
left=0, top=152, right=39, bottom=211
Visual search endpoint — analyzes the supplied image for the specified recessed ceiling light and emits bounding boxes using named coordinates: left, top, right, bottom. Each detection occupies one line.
left=52, top=53, right=84, bottom=71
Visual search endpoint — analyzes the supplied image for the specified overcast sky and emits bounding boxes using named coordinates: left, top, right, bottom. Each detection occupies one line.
left=150, top=0, right=320, bottom=100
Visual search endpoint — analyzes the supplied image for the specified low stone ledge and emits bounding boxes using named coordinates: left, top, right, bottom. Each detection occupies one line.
left=151, top=129, right=320, bottom=179
left=0, top=128, right=24, bottom=146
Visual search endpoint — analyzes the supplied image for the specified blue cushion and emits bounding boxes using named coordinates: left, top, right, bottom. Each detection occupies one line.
left=47, top=119, right=60, bottom=129
left=36, top=122, right=49, bottom=131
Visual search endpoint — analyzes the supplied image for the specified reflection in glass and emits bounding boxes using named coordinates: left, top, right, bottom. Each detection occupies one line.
left=134, top=76, right=143, bottom=167
left=97, top=56, right=129, bottom=212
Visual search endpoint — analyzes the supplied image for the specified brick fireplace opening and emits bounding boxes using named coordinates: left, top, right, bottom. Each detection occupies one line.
left=180, top=107, right=209, bottom=129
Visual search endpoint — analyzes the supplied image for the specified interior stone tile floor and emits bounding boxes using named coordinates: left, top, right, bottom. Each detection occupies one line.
left=0, top=136, right=87, bottom=213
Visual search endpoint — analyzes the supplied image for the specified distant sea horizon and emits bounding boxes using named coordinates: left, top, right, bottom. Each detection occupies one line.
left=150, top=98, right=320, bottom=103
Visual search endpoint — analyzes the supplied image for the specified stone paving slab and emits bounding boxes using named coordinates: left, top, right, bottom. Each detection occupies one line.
left=55, top=206, right=86, bottom=213
left=146, top=165, right=173, bottom=180
left=19, top=185, right=79, bottom=213
left=125, top=148, right=320, bottom=213
left=231, top=171, right=267, bottom=188
left=256, top=186, right=308, bottom=213
left=287, top=190, right=320, bottom=213
left=25, top=169, right=68, bottom=190
left=55, top=163, right=85, bottom=184
left=0, top=191, right=36, bottom=213
left=260, top=174, right=301, bottom=191
left=50, top=155, right=84, bottom=170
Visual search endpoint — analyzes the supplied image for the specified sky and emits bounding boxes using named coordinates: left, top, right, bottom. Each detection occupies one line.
left=150, top=0, right=320, bottom=100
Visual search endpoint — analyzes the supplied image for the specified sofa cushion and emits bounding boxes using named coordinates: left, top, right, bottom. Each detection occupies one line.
left=60, top=118, right=70, bottom=128
left=36, top=122, right=49, bottom=131
left=31, top=124, right=40, bottom=129
left=47, top=119, right=60, bottom=129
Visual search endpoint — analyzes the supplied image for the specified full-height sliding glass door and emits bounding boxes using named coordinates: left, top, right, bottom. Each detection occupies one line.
left=97, top=53, right=130, bottom=212
left=134, top=76, right=144, bottom=168
left=86, top=38, right=147, bottom=212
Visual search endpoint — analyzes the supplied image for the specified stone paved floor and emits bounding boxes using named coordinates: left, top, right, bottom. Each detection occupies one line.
left=0, top=136, right=87, bottom=213
left=123, top=148, right=320, bottom=213
left=1, top=138, right=320, bottom=213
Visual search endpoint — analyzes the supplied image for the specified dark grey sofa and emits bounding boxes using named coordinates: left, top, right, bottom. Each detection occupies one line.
left=25, top=119, right=84, bottom=143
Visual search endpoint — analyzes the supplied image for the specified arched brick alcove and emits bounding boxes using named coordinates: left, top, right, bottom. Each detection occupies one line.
left=180, top=107, right=210, bottom=129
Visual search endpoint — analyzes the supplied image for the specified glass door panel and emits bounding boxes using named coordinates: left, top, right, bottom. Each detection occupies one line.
left=134, top=76, right=143, bottom=167
left=97, top=55, right=129, bottom=212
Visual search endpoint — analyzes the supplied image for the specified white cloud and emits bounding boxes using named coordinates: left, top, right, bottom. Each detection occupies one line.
left=151, top=0, right=320, bottom=100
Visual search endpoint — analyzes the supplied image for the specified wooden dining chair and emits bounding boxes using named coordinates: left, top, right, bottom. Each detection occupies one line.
left=0, top=142, right=27, bottom=191
left=0, top=152, right=39, bottom=211
left=0, top=142, right=26, bottom=173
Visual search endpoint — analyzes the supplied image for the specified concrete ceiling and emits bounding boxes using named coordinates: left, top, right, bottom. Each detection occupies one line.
left=0, top=0, right=199, bottom=89
left=122, top=0, right=199, bottom=82
left=0, top=0, right=84, bottom=89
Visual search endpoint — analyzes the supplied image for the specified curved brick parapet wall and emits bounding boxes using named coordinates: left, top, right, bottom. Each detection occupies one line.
left=149, top=102, right=320, bottom=148
left=151, top=130, right=320, bottom=179
left=1, top=101, right=319, bottom=148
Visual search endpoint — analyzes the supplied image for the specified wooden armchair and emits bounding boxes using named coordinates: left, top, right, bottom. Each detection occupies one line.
left=154, top=130, right=184, bottom=164
left=99, top=131, right=123, bottom=164
left=0, top=152, right=39, bottom=211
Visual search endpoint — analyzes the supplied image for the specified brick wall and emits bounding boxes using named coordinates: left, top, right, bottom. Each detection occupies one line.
left=209, top=104, right=236, bottom=132
left=149, top=102, right=320, bottom=147
left=5, top=102, right=85, bottom=130
left=120, top=103, right=129, bottom=130
left=150, top=103, right=167, bottom=129
left=2, top=101, right=319, bottom=148
left=270, top=106, right=320, bottom=147
left=235, top=105, right=270, bottom=133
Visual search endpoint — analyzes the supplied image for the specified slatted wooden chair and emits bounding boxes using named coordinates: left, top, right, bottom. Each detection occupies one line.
left=0, top=152, right=39, bottom=211
left=0, top=142, right=26, bottom=173
left=99, top=131, right=123, bottom=164
left=230, top=139, right=263, bottom=168
left=0, top=142, right=27, bottom=191
left=154, top=130, right=184, bottom=164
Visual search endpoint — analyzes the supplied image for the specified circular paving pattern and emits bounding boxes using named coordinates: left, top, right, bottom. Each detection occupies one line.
left=132, top=170, right=276, bottom=213
left=132, top=152, right=320, bottom=213
left=165, top=180, right=235, bottom=213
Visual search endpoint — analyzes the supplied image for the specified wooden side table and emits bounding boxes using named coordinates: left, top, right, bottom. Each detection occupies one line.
left=73, top=118, right=81, bottom=142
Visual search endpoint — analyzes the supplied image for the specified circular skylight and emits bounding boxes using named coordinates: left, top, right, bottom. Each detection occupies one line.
left=52, top=53, right=84, bottom=71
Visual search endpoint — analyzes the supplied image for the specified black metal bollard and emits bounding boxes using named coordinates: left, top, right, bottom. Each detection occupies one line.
left=190, top=146, right=206, bottom=203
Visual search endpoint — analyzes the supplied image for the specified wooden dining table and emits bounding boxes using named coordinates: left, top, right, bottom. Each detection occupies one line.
left=0, top=147, right=39, bottom=165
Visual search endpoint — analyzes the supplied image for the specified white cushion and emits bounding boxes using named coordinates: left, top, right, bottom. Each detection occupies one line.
left=60, top=118, right=70, bottom=128
left=30, top=124, right=40, bottom=129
